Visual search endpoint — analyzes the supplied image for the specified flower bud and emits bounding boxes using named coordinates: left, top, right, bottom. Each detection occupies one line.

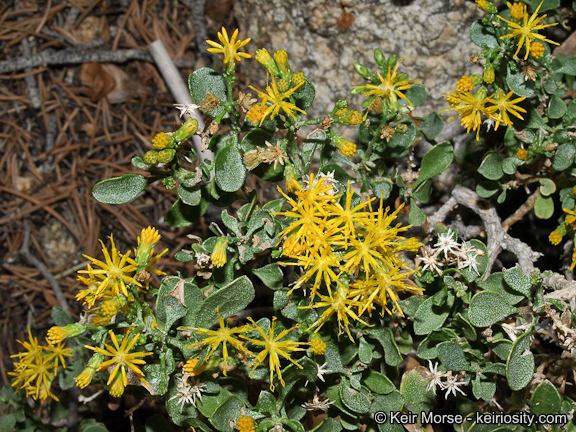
left=353, top=62, right=371, bottom=79
left=47, top=323, right=87, bottom=344
left=158, top=149, right=176, bottom=164
left=75, top=353, right=104, bottom=389
left=395, top=123, right=409, bottom=134
left=211, top=237, right=228, bottom=268
left=255, top=48, right=280, bottom=76
left=274, top=50, right=291, bottom=80
left=173, top=118, right=199, bottom=142
left=374, top=48, right=386, bottom=71
left=284, top=163, right=299, bottom=194
left=136, top=226, right=162, bottom=266
left=143, top=150, right=158, bottom=165
left=475, top=0, right=497, bottom=14
left=483, top=64, right=495, bottom=84
left=330, top=129, right=357, bottom=157
left=151, top=132, right=174, bottom=149
left=308, top=333, right=327, bottom=355
left=291, top=72, right=306, bottom=92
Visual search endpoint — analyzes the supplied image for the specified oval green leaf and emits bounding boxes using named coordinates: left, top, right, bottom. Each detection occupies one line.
left=214, top=143, right=246, bottom=192
left=469, top=291, right=518, bottom=327
left=506, top=331, right=534, bottom=391
left=92, top=174, right=148, bottom=204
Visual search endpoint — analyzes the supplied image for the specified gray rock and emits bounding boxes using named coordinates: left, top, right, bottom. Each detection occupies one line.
left=234, top=0, right=484, bottom=119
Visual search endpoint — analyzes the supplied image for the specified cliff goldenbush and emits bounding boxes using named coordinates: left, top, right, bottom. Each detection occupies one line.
left=5, top=1, right=576, bottom=431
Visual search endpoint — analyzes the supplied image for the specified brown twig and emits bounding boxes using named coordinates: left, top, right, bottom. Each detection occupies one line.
left=502, top=189, right=540, bottom=231
left=19, top=221, right=72, bottom=317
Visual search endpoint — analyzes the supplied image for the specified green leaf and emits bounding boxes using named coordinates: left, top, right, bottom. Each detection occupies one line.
left=502, top=156, right=522, bottom=175
left=438, top=341, right=470, bottom=371
left=416, top=142, right=453, bottom=184
left=476, top=181, right=500, bottom=198
left=92, top=174, right=148, bottom=204
left=371, top=179, right=393, bottom=200
left=525, top=0, right=559, bottom=12
left=178, top=185, right=201, bottom=206
left=408, top=199, right=427, bottom=226
left=59, top=356, right=86, bottom=390
left=195, top=276, right=255, bottom=328
left=215, top=143, right=246, bottom=192
left=79, top=419, right=110, bottom=432
left=251, top=264, right=283, bottom=290
left=534, top=194, right=554, bottom=219
left=189, top=67, right=227, bottom=118
left=491, top=340, right=513, bottom=361
left=469, top=291, right=518, bottom=327
left=472, top=375, right=496, bottom=401
left=165, top=198, right=209, bottom=227
left=549, top=94, right=567, bottom=119
left=404, top=85, right=427, bottom=107
left=416, top=329, right=457, bottom=359
left=257, top=390, right=277, bottom=416
left=414, top=297, right=451, bottom=335
left=502, top=266, right=532, bottom=298
left=293, top=79, right=316, bottom=112
left=276, top=357, right=319, bottom=406
left=311, top=418, right=343, bottom=432
left=320, top=163, right=353, bottom=183
left=531, top=381, right=562, bottom=415
left=458, top=239, right=489, bottom=283
left=400, top=369, right=435, bottom=416
left=506, top=64, right=535, bottom=98
left=555, top=58, right=576, bottom=75
left=358, top=337, right=374, bottom=364
left=381, top=122, right=417, bottom=158
left=364, top=369, right=395, bottom=395
left=552, top=143, right=576, bottom=171
left=364, top=328, right=403, bottom=366
left=478, top=152, right=504, bottom=181
left=156, top=276, right=191, bottom=329
left=51, top=306, right=73, bottom=327
left=420, top=112, right=444, bottom=141
left=478, top=272, right=524, bottom=305
left=0, top=413, right=16, bottom=432
left=539, top=178, right=556, bottom=196
left=211, top=396, right=246, bottom=432
left=507, top=331, right=534, bottom=391
left=339, top=377, right=371, bottom=414
left=221, top=209, right=241, bottom=235
left=470, top=20, right=498, bottom=49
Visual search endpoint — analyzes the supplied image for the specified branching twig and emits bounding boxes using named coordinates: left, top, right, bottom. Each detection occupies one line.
left=20, top=221, right=72, bottom=317
left=502, top=189, right=539, bottom=231
left=0, top=48, right=195, bottom=74
left=428, top=185, right=542, bottom=274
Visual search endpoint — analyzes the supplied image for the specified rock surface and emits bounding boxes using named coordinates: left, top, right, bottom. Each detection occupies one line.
left=234, top=0, right=484, bottom=118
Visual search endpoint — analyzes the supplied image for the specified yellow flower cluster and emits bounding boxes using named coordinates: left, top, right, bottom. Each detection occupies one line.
left=76, top=227, right=166, bottom=325
left=180, top=310, right=306, bottom=391
left=443, top=88, right=526, bottom=140
left=9, top=327, right=72, bottom=402
left=276, top=174, right=422, bottom=341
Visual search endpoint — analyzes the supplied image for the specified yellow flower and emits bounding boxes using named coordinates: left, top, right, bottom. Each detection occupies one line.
left=237, top=415, right=256, bottom=432
left=179, top=308, right=252, bottom=376
left=564, top=208, right=576, bottom=227
left=487, top=89, right=527, bottom=130
left=85, top=330, right=153, bottom=397
left=9, top=328, right=72, bottom=402
left=78, top=236, right=141, bottom=298
left=243, top=317, right=306, bottom=391
left=183, top=358, right=208, bottom=376
left=498, top=1, right=559, bottom=60
left=301, top=285, right=371, bottom=342
left=211, top=237, right=228, bottom=268
left=531, top=41, right=545, bottom=58
left=456, top=75, right=474, bottom=92
left=549, top=230, right=562, bottom=246
left=206, top=27, right=251, bottom=66
left=353, top=58, right=418, bottom=107
left=308, top=335, right=326, bottom=355
left=249, top=77, right=306, bottom=125
left=508, top=1, right=527, bottom=21
left=255, top=48, right=280, bottom=76
left=443, top=88, right=496, bottom=140
left=516, top=148, right=529, bottom=161
left=245, top=103, right=266, bottom=124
